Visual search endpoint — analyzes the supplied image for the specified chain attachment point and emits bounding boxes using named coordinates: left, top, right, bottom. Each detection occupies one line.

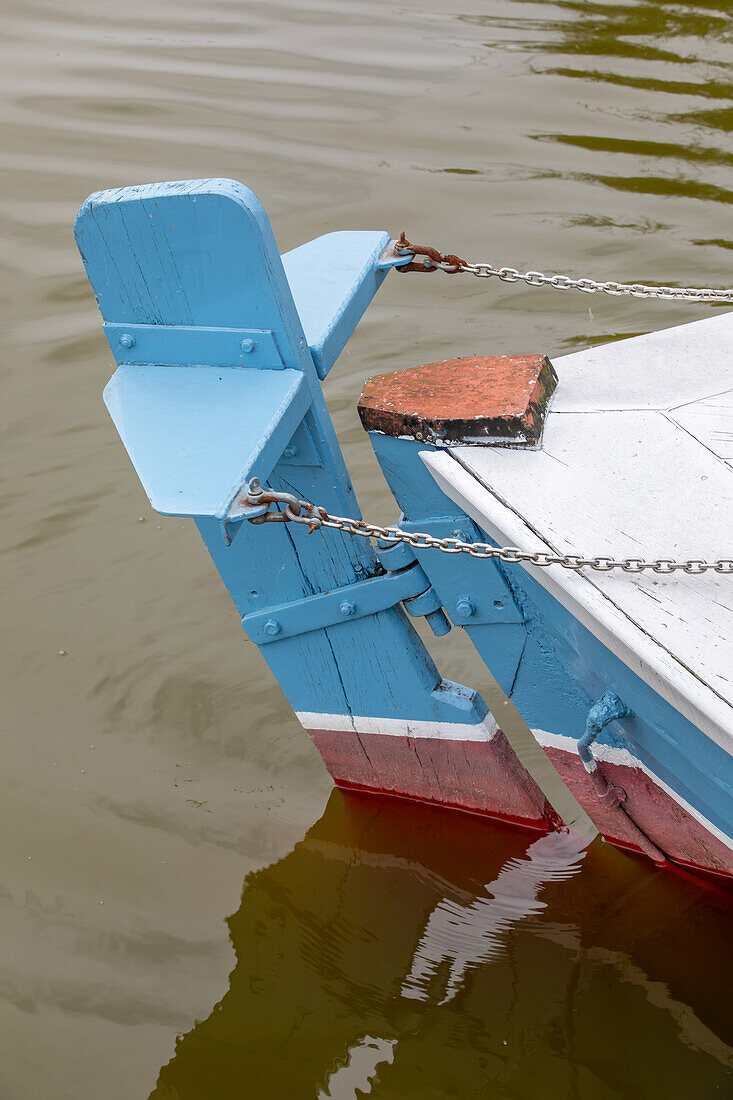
left=394, top=233, right=733, bottom=302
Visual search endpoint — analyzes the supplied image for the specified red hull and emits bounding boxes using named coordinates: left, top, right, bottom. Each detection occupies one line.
left=542, top=745, right=733, bottom=880
left=305, top=725, right=733, bottom=882
left=306, top=726, right=557, bottom=832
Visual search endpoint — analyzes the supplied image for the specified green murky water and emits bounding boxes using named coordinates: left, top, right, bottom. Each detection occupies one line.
left=1, top=1, right=731, bottom=1096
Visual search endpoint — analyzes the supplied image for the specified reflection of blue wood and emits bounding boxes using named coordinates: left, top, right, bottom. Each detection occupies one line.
left=282, top=231, right=391, bottom=378
left=104, top=364, right=309, bottom=517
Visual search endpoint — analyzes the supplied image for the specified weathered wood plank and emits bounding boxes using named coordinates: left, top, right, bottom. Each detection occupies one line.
left=435, top=410, right=733, bottom=718
left=671, top=388, right=733, bottom=460
left=550, top=310, right=733, bottom=412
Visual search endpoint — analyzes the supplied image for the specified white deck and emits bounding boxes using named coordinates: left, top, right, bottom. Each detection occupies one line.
left=421, top=311, right=733, bottom=750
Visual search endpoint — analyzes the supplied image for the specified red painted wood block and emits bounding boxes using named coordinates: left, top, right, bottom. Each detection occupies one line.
left=305, top=727, right=559, bottom=832
left=357, top=354, right=558, bottom=445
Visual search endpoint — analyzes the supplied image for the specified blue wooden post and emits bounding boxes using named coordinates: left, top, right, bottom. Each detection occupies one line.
left=75, top=179, right=554, bottom=829
left=364, top=432, right=595, bottom=725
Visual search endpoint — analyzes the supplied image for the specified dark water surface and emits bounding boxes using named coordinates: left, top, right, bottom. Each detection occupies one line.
left=1, top=1, right=732, bottom=1096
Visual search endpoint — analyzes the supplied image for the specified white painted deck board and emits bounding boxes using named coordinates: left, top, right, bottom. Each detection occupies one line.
left=671, top=389, right=733, bottom=460
left=550, top=310, right=733, bottom=412
left=421, top=311, right=733, bottom=746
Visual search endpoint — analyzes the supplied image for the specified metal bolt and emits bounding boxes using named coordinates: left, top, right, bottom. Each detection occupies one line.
left=455, top=597, right=475, bottom=618
left=263, top=619, right=281, bottom=636
left=246, top=477, right=263, bottom=503
left=240, top=338, right=256, bottom=354
left=339, top=600, right=356, bottom=617
left=119, top=333, right=136, bottom=349
left=283, top=445, right=298, bottom=459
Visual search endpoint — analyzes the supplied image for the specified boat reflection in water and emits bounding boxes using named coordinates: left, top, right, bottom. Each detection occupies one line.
left=150, top=792, right=732, bottom=1098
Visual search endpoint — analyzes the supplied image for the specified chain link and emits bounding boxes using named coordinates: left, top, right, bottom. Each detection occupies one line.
left=394, top=234, right=733, bottom=302
left=244, top=482, right=733, bottom=576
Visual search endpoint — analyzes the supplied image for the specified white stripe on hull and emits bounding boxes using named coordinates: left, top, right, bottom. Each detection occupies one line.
left=296, top=711, right=499, bottom=742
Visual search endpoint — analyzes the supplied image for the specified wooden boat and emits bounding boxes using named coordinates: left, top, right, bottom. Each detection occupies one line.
left=74, top=178, right=732, bottom=882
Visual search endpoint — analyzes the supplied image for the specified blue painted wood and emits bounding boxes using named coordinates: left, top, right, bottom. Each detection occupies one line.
left=75, top=179, right=495, bottom=740
left=462, top=624, right=528, bottom=698
left=76, top=180, right=309, bottom=337
left=368, top=436, right=529, bottom=696
left=369, top=435, right=453, bottom=519
left=368, top=431, right=733, bottom=848
left=103, top=323, right=285, bottom=369
left=503, top=562, right=733, bottom=842
left=281, top=231, right=391, bottom=379
left=242, top=563, right=433, bottom=645
left=274, top=417, right=322, bottom=468
left=103, top=364, right=310, bottom=517
left=400, top=517, right=524, bottom=625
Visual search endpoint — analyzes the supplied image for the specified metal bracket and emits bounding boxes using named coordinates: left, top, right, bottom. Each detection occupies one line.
left=104, top=323, right=285, bottom=370
left=376, top=538, right=450, bottom=635
left=243, top=561, right=448, bottom=644
left=576, top=691, right=667, bottom=864
left=376, top=239, right=414, bottom=271
left=399, top=518, right=525, bottom=625
left=578, top=690, right=631, bottom=774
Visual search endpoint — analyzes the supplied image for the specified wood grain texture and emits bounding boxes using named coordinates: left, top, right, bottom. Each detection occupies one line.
left=417, top=312, right=733, bottom=874
left=76, top=180, right=563, bottom=837
left=671, top=388, right=733, bottom=460
left=357, top=355, right=557, bottom=445
left=548, top=309, right=733, bottom=412
left=429, top=409, right=733, bottom=723
left=540, top=744, right=733, bottom=878
left=306, top=726, right=556, bottom=829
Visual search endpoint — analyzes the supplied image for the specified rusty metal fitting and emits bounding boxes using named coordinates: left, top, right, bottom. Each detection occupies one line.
left=394, top=231, right=467, bottom=274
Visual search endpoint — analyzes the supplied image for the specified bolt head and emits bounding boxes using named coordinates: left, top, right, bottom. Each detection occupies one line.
left=282, top=445, right=298, bottom=459
left=263, top=619, right=281, bottom=636
left=339, top=600, right=356, bottom=617
left=455, top=597, right=475, bottom=618
left=119, top=333, right=136, bottom=349
left=240, top=338, right=256, bottom=354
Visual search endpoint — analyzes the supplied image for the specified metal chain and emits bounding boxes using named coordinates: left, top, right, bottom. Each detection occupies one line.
left=244, top=481, right=733, bottom=576
left=394, top=233, right=733, bottom=303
